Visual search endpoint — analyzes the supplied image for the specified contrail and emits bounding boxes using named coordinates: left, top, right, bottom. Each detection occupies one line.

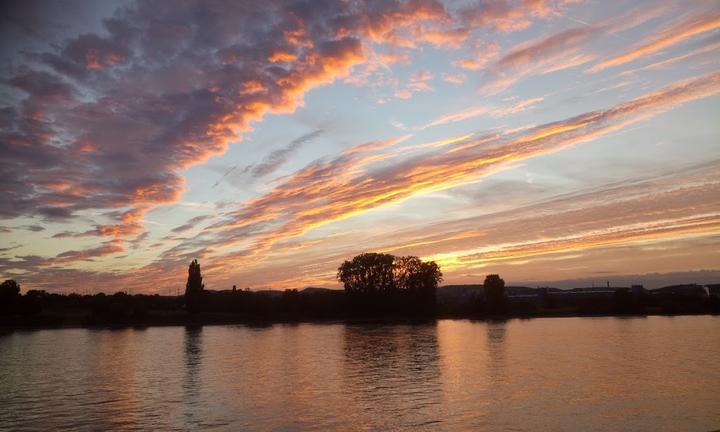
left=212, top=164, right=244, bottom=189
left=211, top=128, right=324, bottom=188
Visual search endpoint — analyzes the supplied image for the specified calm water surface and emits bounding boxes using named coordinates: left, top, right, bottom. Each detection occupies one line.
left=1, top=316, right=719, bottom=431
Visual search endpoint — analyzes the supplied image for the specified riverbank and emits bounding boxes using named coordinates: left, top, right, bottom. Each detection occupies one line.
left=2, top=308, right=718, bottom=331
left=2, top=284, right=718, bottom=331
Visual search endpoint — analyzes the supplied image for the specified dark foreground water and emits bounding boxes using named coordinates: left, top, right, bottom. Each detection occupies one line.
left=1, top=316, right=719, bottom=431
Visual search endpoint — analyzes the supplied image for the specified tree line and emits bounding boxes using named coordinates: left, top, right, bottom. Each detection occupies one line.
left=2, top=254, right=718, bottom=328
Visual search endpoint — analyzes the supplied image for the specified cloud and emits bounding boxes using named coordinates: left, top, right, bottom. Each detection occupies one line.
left=342, top=136, right=411, bottom=156
left=21, top=225, right=45, bottom=232
left=425, top=202, right=720, bottom=275
left=342, top=49, right=411, bottom=90
left=0, top=245, right=21, bottom=254
left=453, top=41, right=500, bottom=70
left=441, top=215, right=720, bottom=269
left=6, top=0, right=466, bottom=237
left=459, top=0, right=562, bottom=32
left=210, top=128, right=325, bottom=189
left=344, top=1, right=567, bottom=96
left=171, top=215, right=214, bottom=234
left=394, top=69, right=435, bottom=99
left=3, top=0, right=563, bottom=248
left=412, top=27, right=470, bottom=49
left=479, top=26, right=597, bottom=94
left=4, top=1, right=716, bottom=293
left=626, top=36, right=720, bottom=73
left=197, top=72, right=720, bottom=271
left=298, top=160, right=720, bottom=282
left=51, top=240, right=125, bottom=264
left=421, top=96, right=544, bottom=129
left=479, top=2, right=674, bottom=93
left=441, top=72, right=466, bottom=84
left=214, top=159, right=720, bottom=290
left=588, top=10, right=720, bottom=73
left=7, top=67, right=719, bottom=291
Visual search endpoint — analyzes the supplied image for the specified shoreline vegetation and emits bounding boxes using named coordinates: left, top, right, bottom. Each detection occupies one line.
left=2, top=255, right=719, bottom=330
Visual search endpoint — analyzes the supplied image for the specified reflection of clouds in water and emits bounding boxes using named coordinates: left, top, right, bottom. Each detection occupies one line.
left=342, top=323, right=443, bottom=429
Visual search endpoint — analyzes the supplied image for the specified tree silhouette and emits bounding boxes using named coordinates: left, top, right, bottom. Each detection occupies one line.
left=337, top=253, right=396, bottom=295
left=185, top=259, right=205, bottom=313
left=394, top=256, right=442, bottom=303
left=0, top=279, right=21, bottom=315
left=337, top=253, right=442, bottom=315
left=0, top=279, right=20, bottom=298
left=483, top=274, right=506, bottom=315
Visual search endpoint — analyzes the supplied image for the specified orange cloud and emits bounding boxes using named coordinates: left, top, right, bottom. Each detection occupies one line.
left=10, top=0, right=483, bottom=249
left=431, top=214, right=720, bottom=270
left=621, top=37, right=720, bottom=76
left=28, top=160, right=720, bottom=291
left=269, top=50, right=298, bottom=63
left=459, top=0, right=557, bottom=33
left=343, top=136, right=411, bottom=156
left=421, top=96, right=543, bottom=129
left=479, top=2, right=676, bottom=93
left=588, top=12, right=720, bottom=73
left=480, top=26, right=598, bottom=94
left=413, top=27, right=470, bottom=48
left=355, top=161, right=720, bottom=276
left=383, top=69, right=435, bottom=100
left=199, top=72, right=720, bottom=271
left=453, top=41, right=500, bottom=70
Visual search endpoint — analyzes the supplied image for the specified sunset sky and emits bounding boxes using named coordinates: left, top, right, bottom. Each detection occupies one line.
left=1, top=0, right=719, bottom=293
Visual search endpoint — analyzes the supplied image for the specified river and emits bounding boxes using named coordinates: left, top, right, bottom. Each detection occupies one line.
left=1, top=316, right=718, bottom=431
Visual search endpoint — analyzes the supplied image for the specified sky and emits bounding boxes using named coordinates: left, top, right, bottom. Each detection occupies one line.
left=1, top=0, right=719, bottom=294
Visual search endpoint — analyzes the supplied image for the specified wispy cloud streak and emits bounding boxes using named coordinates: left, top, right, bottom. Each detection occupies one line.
left=202, top=72, right=720, bottom=269
left=479, top=2, right=673, bottom=93
left=588, top=11, right=720, bottom=73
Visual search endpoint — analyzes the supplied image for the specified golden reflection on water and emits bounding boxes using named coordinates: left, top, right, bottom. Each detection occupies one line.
left=1, top=316, right=719, bottom=431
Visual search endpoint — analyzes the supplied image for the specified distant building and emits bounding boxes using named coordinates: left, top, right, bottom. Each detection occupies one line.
left=505, top=286, right=623, bottom=305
